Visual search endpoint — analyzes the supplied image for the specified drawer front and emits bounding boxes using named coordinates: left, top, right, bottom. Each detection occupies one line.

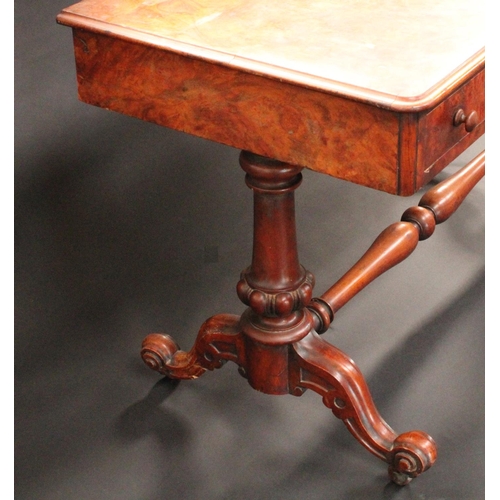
left=417, top=69, right=485, bottom=179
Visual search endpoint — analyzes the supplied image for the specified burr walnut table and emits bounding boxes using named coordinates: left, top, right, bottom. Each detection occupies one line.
left=57, top=0, right=485, bottom=485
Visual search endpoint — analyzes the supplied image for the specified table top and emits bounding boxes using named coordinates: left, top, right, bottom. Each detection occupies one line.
left=58, top=0, right=484, bottom=111
left=57, top=0, right=485, bottom=195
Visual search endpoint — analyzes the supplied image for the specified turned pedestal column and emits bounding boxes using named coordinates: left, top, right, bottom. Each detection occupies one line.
left=234, top=151, right=315, bottom=394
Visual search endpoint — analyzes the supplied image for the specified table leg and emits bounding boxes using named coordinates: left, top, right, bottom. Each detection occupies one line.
left=141, top=150, right=484, bottom=485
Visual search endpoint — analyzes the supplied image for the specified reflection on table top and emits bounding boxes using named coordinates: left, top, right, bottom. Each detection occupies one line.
left=57, top=0, right=484, bottom=110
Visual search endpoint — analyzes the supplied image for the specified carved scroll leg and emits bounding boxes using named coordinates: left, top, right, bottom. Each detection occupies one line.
left=291, top=332, right=437, bottom=485
left=141, top=314, right=244, bottom=380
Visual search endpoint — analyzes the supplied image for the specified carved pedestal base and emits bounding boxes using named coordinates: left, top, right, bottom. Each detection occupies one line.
left=141, top=312, right=437, bottom=486
left=141, top=150, right=485, bottom=486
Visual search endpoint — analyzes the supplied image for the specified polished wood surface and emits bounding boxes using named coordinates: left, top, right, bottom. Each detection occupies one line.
left=57, top=0, right=484, bottom=195
left=63, top=29, right=406, bottom=193
left=140, top=151, right=489, bottom=486
left=141, top=152, right=484, bottom=484
left=58, top=0, right=483, bottom=109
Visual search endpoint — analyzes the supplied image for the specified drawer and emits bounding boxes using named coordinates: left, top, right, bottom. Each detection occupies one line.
left=416, top=69, right=485, bottom=186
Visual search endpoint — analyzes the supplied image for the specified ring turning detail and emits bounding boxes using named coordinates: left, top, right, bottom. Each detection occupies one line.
left=141, top=150, right=484, bottom=485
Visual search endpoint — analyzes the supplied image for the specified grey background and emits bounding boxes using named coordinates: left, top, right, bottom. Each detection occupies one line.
left=15, top=1, right=485, bottom=499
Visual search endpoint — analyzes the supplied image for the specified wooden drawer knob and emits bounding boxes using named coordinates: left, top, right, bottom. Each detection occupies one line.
left=453, top=109, right=479, bottom=132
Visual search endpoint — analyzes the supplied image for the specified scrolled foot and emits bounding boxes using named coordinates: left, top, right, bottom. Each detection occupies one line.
left=140, top=314, right=244, bottom=380
left=291, top=332, right=437, bottom=485
left=388, top=431, right=437, bottom=485
left=141, top=333, right=180, bottom=373
left=140, top=332, right=205, bottom=379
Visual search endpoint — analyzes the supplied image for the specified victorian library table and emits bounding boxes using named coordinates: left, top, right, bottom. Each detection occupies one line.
left=57, top=0, right=485, bottom=485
